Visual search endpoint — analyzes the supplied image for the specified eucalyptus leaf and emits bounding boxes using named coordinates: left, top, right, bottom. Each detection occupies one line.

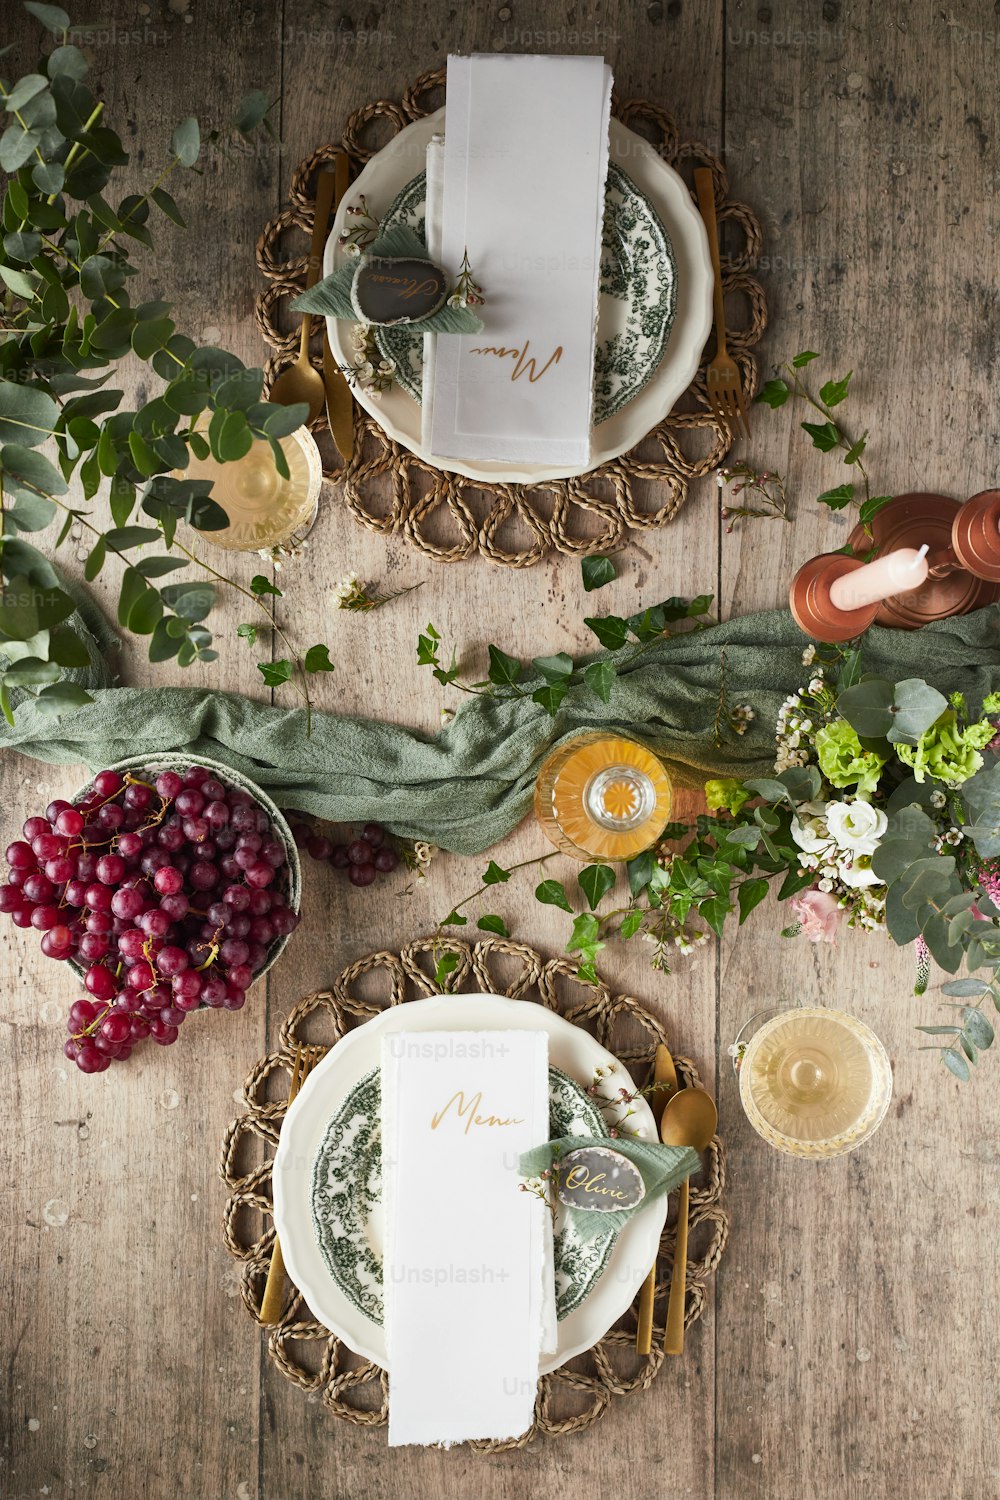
left=886, top=678, right=948, bottom=745
left=24, top=2, right=72, bottom=35
left=0, top=386, right=58, bottom=448
left=170, top=115, right=200, bottom=167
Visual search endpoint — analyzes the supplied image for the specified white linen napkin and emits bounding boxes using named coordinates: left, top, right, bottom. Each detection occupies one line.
left=381, top=1029, right=549, bottom=1446
left=426, top=53, right=613, bottom=467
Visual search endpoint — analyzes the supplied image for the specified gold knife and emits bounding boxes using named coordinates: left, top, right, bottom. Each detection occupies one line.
left=323, top=151, right=355, bottom=462
left=635, top=1041, right=679, bottom=1354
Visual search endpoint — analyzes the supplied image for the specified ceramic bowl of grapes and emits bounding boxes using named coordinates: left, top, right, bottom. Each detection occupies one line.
left=0, top=755, right=301, bottom=1073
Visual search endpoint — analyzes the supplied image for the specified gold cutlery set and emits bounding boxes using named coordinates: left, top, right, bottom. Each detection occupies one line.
left=269, top=156, right=354, bottom=463
left=635, top=1042, right=717, bottom=1358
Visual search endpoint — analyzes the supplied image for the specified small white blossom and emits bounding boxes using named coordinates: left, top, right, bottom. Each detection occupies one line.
left=801, top=645, right=817, bottom=666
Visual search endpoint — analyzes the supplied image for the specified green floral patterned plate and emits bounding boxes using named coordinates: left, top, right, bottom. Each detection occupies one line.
left=373, top=163, right=676, bottom=425
left=311, top=1065, right=613, bottom=1327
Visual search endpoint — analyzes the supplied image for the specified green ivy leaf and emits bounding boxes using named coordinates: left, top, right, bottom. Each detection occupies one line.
left=737, top=877, right=770, bottom=924
left=482, top=860, right=510, bottom=886
left=817, top=482, right=854, bottom=510
left=844, top=436, right=867, bottom=465
left=566, top=911, right=601, bottom=952
left=257, top=659, right=294, bottom=687
left=584, top=614, right=629, bottom=651
left=477, top=914, right=509, bottom=937
left=434, top=951, right=460, bottom=991
left=581, top=555, right=616, bottom=592
left=250, top=574, right=282, bottom=598
left=791, top=351, right=820, bottom=367
left=487, top=644, right=523, bottom=688
left=583, top=660, right=616, bottom=703
left=756, top=377, right=789, bottom=408
left=801, top=419, right=841, bottom=453
left=236, top=623, right=258, bottom=647
left=627, top=849, right=656, bottom=897
left=535, top=879, right=572, bottom=912
left=579, top=863, right=615, bottom=910
left=858, top=494, right=895, bottom=526
left=619, top=909, right=644, bottom=939
left=819, top=373, right=851, bottom=407
left=304, top=643, right=335, bottom=673
left=532, top=652, right=573, bottom=683
left=531, top=680, right=570, bottom=715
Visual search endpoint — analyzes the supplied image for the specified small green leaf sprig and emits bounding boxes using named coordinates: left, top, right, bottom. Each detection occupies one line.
left=756, top=351, right=893, bottom=526
left=0, top=3, right=334, bottom=729
left=416, top=577, right=715, bottom=717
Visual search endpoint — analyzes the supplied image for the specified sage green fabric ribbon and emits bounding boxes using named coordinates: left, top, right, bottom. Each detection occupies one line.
left=2, top=544, right=998, bottom=855
left=519, top=1135, right=700, bottom=1243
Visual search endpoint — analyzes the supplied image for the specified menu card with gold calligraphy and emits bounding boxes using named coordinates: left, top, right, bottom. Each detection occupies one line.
left=426, top=53, right=613, bottom=467
left=381, top=1029, right=550, bottom=1446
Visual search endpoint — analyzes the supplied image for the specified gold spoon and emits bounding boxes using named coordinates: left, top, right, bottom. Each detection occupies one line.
left=660, top=1085, right=718, bottom=1356
left=635, top=1042, right=678, bottom=1355
left=269, top=166, right=337, bottom=424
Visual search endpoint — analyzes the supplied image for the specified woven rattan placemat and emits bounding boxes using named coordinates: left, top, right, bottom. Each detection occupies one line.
left=255, top=68, right=766, bottom=566
left=219, top=937, right=728, bottom=1449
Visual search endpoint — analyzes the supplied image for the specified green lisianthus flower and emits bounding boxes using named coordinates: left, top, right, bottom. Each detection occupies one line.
left=705, top=778, right=751, bottom=815
left=815, top=721, right=887, bottom=795
left=896, top=709, right=994, bottom=786
left=981, top=691, right=1000, bottom=714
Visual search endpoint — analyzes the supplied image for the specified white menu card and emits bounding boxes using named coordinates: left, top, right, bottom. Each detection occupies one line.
left=381, top=1029, right=549, bottom=1446
left=428, top=53, right=613, bottom=467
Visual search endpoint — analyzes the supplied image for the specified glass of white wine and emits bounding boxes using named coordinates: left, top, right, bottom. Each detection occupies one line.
left=179, top=424, right=323, bottom=553
left=734, top=1005, right=893, bottom=1159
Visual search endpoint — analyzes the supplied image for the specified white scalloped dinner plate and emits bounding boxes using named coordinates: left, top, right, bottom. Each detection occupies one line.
left=324, top=109, right=712, bottom=484
left=271, top=993, right=664, bottom=1374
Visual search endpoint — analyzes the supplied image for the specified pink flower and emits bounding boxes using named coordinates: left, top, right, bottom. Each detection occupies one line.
left=790, top=888, right=843, bottom=944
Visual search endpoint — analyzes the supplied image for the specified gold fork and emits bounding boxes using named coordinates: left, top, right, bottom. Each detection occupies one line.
left=260, top=1043, right=326, bottom=1325
left=694, top=166, right=750, bottom=441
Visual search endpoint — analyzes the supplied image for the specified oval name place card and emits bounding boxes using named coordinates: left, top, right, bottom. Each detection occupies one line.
left=556, top=1146, right=646, bottom=1212
left=352, top=257, right=448, bottom=325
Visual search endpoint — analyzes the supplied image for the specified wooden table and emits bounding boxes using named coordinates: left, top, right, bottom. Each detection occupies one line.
left=3, top=3, right=998, bottom=1497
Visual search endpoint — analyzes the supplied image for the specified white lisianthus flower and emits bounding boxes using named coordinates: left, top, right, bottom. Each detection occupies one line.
left=838, top=854, right=881, bottom=889
left=790, top=804, right=834, bottom=857
left=825, top=800, right=888, bottom=856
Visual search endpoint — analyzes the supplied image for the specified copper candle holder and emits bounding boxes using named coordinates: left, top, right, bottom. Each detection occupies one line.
left=789, top=490, right=1000, bottom=640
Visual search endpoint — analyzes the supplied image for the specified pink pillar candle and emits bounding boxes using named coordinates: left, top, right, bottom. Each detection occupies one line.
left=828, top=545, right=930, bottom=612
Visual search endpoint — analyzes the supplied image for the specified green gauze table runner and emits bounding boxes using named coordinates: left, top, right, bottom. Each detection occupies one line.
left=1, top=553, right=998, bottom=855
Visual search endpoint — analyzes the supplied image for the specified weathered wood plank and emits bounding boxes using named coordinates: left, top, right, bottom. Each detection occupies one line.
left=719, top=2, right=1000, bottom=1495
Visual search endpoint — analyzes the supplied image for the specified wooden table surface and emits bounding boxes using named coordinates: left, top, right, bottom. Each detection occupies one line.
left=2, top=2, right=998, bottom=1497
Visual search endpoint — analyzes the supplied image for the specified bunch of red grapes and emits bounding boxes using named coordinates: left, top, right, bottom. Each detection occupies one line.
left=290, top=819, right=400, bottom=887
left=0, top=765, right=300, bottom=1074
